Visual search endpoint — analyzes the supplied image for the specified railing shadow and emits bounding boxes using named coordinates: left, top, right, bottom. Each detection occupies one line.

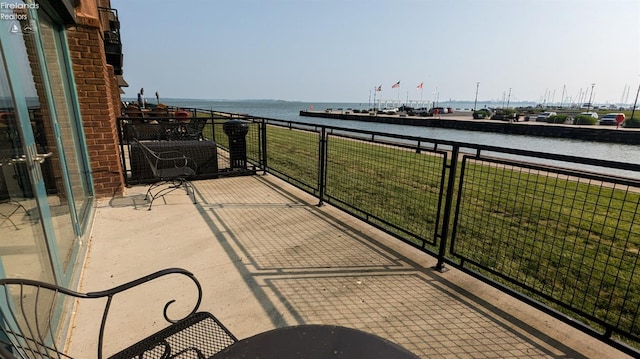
left=191, top=175, right=594, bottom=358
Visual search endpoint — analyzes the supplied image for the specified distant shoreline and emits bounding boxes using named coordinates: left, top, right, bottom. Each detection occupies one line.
left=122, top=97, right=634, bottom=110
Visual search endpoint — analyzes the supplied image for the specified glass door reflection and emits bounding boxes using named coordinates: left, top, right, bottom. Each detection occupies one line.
left=0, top=67, right=53, bottom=283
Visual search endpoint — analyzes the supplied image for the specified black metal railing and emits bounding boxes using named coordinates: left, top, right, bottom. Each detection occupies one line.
left=259, top=117, right=640, bottom=355
left=117, top=108, right=640, bottom=355
left=98, top=7, right=123, bottom=75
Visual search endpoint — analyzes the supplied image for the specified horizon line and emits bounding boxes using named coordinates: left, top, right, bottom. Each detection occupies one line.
left=123, top=96, right=636, bottom=106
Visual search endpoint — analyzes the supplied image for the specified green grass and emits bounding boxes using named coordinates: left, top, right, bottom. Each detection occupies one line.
left=455, top=161, right=640, bottom=333
left=624, top=117, right=640, bottom=128
left=266, top=126, right=320, bottom=192
left=323, top=136, right=444, bottom=241
left=574, top=114, right=598, bottom=125
left=263, top=124, right=640, bottom=342
left=265, top=126, right=446, bottom=242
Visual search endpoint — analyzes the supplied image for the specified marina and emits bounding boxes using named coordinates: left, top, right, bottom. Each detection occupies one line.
left=299, top=109, right=640, bottom=145
left=158, top=99, right=640, bottom=168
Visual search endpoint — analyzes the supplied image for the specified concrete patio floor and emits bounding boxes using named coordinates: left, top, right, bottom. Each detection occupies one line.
left=68, top=174, right=632, bottom=358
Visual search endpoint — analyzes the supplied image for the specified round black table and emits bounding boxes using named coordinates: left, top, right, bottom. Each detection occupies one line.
left=212, top=324, right=420, bottom=358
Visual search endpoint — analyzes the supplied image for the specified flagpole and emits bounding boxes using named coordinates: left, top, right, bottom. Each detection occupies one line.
left=433, top=88, right=436, bottom=109
left=373, top=86, right=376, bottom=113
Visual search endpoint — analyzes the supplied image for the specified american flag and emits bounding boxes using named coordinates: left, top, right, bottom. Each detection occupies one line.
left=392, top=81, right=400, bottom=89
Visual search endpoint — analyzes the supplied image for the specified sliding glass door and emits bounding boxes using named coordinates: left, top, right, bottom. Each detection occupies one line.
left=0, top=56, right=55, bottom=284
left=0, top=1, right=93, bottom=285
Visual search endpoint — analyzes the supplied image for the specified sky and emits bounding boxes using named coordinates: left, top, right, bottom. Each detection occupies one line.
left=112, top=0, right=640, bottom=104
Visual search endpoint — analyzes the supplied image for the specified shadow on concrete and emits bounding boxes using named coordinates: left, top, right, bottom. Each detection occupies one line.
left=191, top=175, right=591, bottom=358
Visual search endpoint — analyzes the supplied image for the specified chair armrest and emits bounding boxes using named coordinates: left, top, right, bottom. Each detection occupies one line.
left=89, top=268, right=204, bottom=358
left=86, top=268, right=202, bottom=321
left=155, top=150, right=189, bottom=159
left=153, top=153, right=198, bottom=173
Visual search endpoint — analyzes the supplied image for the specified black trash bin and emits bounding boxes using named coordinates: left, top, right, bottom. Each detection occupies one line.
left=222, top=119, right=250, bottom=170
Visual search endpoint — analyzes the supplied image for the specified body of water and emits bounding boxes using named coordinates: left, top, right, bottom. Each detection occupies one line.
left=147, top=98, right=640, bottom=177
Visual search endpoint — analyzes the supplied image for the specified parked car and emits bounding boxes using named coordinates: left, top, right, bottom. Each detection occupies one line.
left=535, top=112, right=556, bottom=122
left=580, top=112, right=598, bottom=119
left=598, top=113, right=625, bottom=126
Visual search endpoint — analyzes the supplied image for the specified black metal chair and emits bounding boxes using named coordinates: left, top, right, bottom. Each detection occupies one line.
left=0, top=160, right=29, bottom=230
left=183, top=119, right=207, bottom=141
left=134, top=139, right=198, bottom=210
left=0, top=268, right=237, bottom=359
left=161, top=120, right=206, bottom=141
left=0, top=199, right=28, bottom=230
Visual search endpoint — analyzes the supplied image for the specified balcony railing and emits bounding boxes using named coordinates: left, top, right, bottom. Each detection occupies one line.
left=98, top=6, right=123, bottom=75
left=117, top=107, right=640, bottom=356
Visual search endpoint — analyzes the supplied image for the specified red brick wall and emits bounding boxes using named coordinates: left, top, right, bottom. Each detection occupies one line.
left=67, top=14, right=124, bottom=197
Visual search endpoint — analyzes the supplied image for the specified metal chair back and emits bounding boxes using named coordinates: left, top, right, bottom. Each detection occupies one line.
left=0, top=269, right=205, bottom=359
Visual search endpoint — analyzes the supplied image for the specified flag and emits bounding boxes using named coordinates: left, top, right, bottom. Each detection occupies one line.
left=375, top=85, right=382, bottom=92
left=392, top=81, right=400, bottom=89
left=417, top=82, right=423, bottom=90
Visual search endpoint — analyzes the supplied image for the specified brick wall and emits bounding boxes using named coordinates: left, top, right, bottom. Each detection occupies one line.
left=67, top=14, right=124, bottom=197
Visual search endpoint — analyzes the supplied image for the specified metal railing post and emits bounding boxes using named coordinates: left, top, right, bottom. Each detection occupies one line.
left=260, top=118, right=268, bottom=174
left=208, top=110, right=216, bottom=143
left=116, top=118, right=129, bottom=186
left=317, top=127, right=327, bottom=206
left=434, top=145, right=459, bottom=272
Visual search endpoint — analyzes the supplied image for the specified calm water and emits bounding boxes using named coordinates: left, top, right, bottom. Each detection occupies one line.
left=155, top=98, right=640, bottom=178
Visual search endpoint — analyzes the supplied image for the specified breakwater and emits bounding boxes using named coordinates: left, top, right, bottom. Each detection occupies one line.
left=299, top=110, right=640, bottom=145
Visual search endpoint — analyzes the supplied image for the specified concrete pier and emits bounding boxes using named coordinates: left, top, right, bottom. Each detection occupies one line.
left=299, top=110, right=640, bottom=145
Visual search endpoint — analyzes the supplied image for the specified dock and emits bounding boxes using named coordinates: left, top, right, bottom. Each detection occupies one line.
left=299, top=110, right=640, bottom=145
